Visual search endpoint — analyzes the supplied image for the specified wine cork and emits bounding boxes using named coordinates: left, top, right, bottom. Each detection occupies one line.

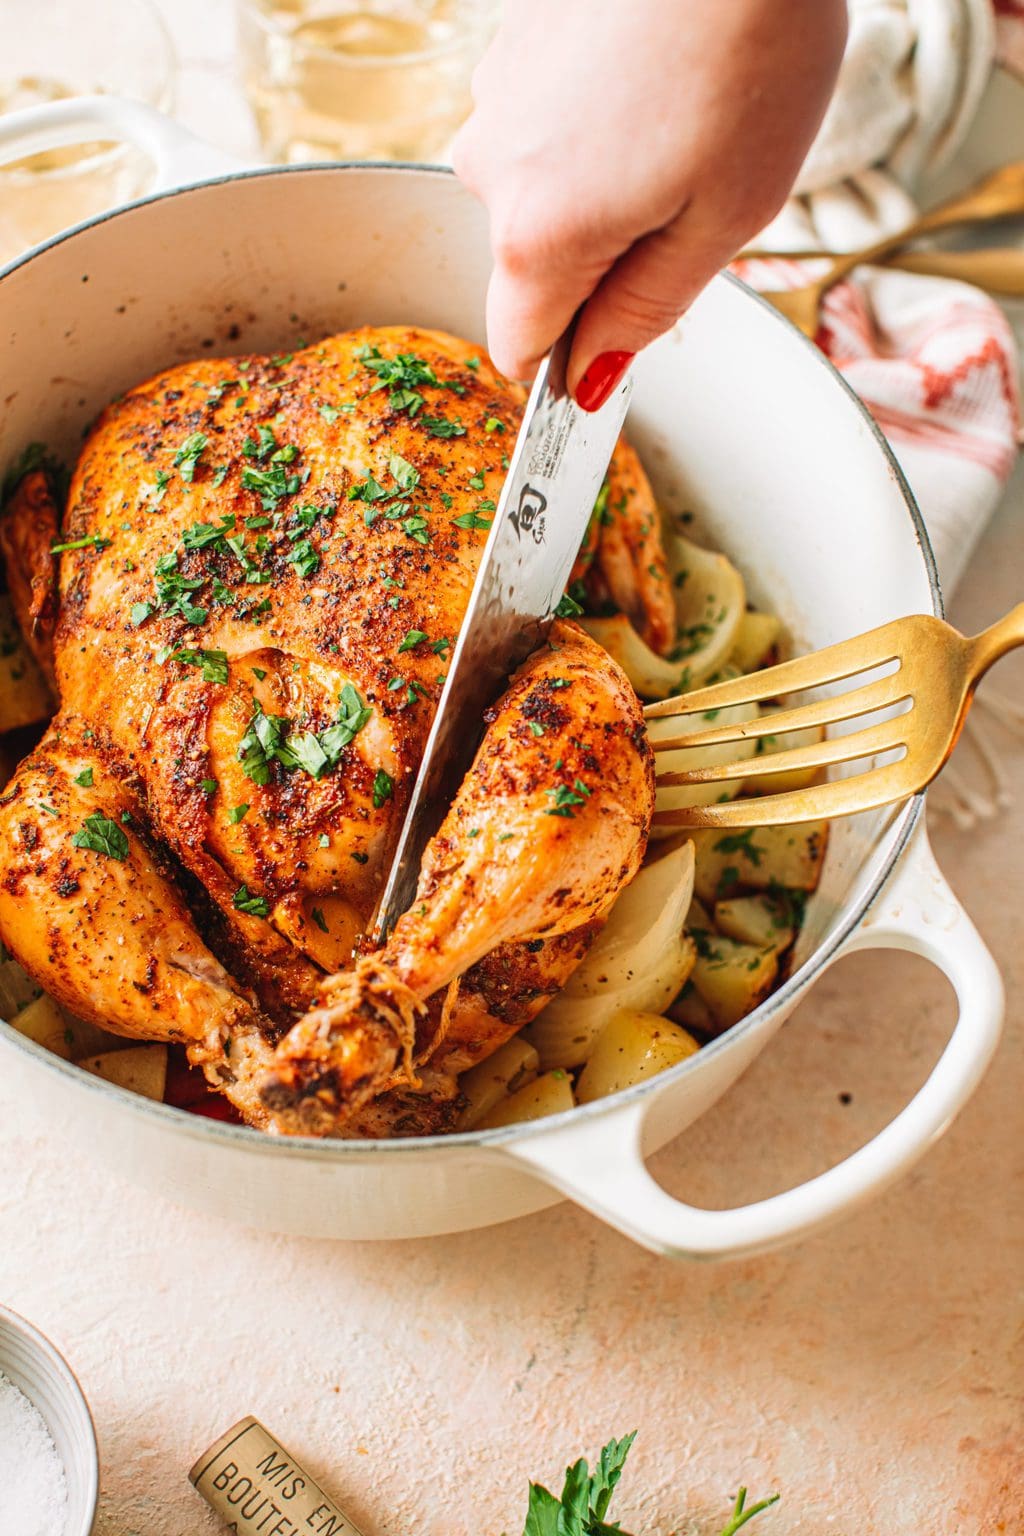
left=190, top=1416, right=367, bottom=1535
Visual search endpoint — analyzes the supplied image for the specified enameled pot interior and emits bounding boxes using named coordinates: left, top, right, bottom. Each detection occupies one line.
left=0, top=164, right=938, bottom=1148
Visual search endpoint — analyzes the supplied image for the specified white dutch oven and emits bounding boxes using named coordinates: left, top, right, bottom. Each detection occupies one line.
left=0, top=100, right=1005, bottom=1259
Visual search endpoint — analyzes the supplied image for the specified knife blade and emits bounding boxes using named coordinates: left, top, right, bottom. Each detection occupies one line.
left=374, top=329, right=633, bottom=941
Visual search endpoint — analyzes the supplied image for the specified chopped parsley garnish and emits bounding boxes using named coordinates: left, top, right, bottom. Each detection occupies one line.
left=286, top=539, right=321, bottom=579
left=401, top=514, right=430, bottom=545
left=311, top=907, right=329, bottom=934
left=206, top=379, right=237, bottom=405
left=173, top=432, right=208, bottom=484
left=451, top=510, right=492, bottom=531
left=529, top=721, right=545, bottom=737
left=233, top=884, right=270, bottom=918
left=319, top=832, right=330, bottom=848
left=554, top=592, right=583, bottom=618
left=183, top=514, right=235, bottom=551
left=420, top=415, right=466, bottom=439
left=201, top=778, right=218, bottom=797
left=549, top=677, right=571, bottom=689
left=484, top=416, right=504, bottom=433
left=355, top=346, right=436, bottom=416
left=398, top=629, right=428, bottom=652
left=713, top=828, right=765, bottom=866
left=50, top=533, right=111, bottom=554
left=467, top=472, right=485, bottom=491
left=242, top=425, right=278, bottom=459
left=241, top=461, right=302, bottom=512
left=71, top=811, right=129, bottom=861
left=389, top=452, right=419, bottom=492
left=211, top=464, right=230, bottom=488
left=73, top=767, right=94, bottom=788
left=142, top=469, right=171, bottom=508
left=318, top=403, right=341, bottom=424
left=227, top=803, right=249, bottom=824
left=224, top=532, right=271, bottom=584
left=161, top=647, right=229, bottom=684
left=130, top=602, right=153, bottom=627
left=151, top=552, right=208, bottom=625
left=238, top=684, right=372, bottom=785
left=372, top=768, right=394, bottom=808
left=543, top=779, right=591, bottom=818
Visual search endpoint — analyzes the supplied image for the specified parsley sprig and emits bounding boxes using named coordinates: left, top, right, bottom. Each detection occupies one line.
left=517, top=1435, right=779, bottom=1536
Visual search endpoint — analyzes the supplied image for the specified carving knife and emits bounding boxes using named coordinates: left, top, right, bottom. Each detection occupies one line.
left=375, top=328, right=633, bottom=941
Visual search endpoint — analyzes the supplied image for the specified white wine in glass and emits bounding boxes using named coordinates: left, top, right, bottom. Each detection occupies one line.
left=0, top=0, right=175, bottom=265
left=237, top=0, right=498, bottom=165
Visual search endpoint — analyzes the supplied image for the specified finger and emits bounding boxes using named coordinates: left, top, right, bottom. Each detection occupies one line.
left=567, top=208, right=738, bottom=403
left=484, top=219, right=617, bottom=381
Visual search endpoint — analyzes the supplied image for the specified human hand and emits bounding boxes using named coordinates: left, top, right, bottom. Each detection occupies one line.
left=453, top=0, right=847, bottom=407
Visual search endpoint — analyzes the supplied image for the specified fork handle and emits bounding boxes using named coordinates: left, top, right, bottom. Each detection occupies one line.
left=969, top=602, right=1024, bottom=679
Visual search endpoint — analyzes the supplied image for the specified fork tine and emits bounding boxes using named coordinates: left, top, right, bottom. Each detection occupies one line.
left=652, top=759, right=919, bottom=829
left=648, top=673, right=909, bottom=753
left=655, top=715, right=907, bottom=788
left=643, top=618, right=907, bottom=720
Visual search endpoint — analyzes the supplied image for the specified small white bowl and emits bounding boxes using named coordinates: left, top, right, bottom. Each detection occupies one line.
left=0, top=1303, right=98, bottom=1536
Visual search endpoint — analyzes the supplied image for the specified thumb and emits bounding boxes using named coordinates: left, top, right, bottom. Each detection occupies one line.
left=567, top=210, right=736, bottom=404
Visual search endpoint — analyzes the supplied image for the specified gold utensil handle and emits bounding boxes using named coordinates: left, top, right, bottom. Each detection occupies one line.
left=751, top=246, right=1024, bottom=296
left=741, top=160, right=1024, bottom=286
left=970, top=602, right=1024, bottom=678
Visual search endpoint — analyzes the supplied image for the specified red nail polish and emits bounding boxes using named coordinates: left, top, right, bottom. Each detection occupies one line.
left=575, top=350, right=634, bottom=412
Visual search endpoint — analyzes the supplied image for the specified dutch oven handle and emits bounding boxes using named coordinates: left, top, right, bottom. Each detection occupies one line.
left=497, top=824, right=1004, bottom=1259
left=0, top=96, right=246, bottom=194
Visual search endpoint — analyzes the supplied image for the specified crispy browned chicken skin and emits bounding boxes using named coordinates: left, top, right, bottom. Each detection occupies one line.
left=0, top=327, right=658, bottom=1135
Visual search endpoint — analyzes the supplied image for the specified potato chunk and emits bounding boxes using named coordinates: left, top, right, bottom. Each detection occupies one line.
left=714, top=893, right=795, bottom=953
left=576, top=1010, right=699, bottom=1104
left=690, top=822, right=827, bottom=906
left=691, top=934, right=778, bottom=1031
left=11, top=993, right=72, bottom=1058
left=79, top=1045, right=168, bottom=1102
left=458, top=1036, right=540, bottom=1130
left=728, top=610, right=781, bottom=673
left=475, top=1070, right=575, bottom=1129
left=0, top=594, right=52, bottom=733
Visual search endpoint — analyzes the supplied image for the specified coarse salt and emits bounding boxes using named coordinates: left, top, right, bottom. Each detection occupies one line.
left=0, top=1369, right=68, bottom=1536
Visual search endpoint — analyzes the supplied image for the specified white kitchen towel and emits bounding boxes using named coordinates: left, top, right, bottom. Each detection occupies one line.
left=733, top=0, right=1022, bottom=597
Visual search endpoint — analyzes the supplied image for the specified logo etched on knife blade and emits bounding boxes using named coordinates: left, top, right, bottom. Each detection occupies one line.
left=510, top=484, right=547, bottom=544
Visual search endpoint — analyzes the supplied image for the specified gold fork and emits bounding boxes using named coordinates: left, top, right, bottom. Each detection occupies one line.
left=748, top=159, right=1024, bottom=337
left=646, top=606, right=1024, bottom=829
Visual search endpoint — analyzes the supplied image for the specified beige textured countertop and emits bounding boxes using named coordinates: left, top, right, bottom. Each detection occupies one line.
left=1, top=10, right=1022, bottom=1534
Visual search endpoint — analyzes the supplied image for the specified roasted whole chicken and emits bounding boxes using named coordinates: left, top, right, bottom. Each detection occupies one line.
left=0, top=328, right=670, bottom=1136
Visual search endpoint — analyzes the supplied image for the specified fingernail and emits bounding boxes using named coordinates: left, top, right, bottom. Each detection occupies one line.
left=574, top=350, right=634, bottom=412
